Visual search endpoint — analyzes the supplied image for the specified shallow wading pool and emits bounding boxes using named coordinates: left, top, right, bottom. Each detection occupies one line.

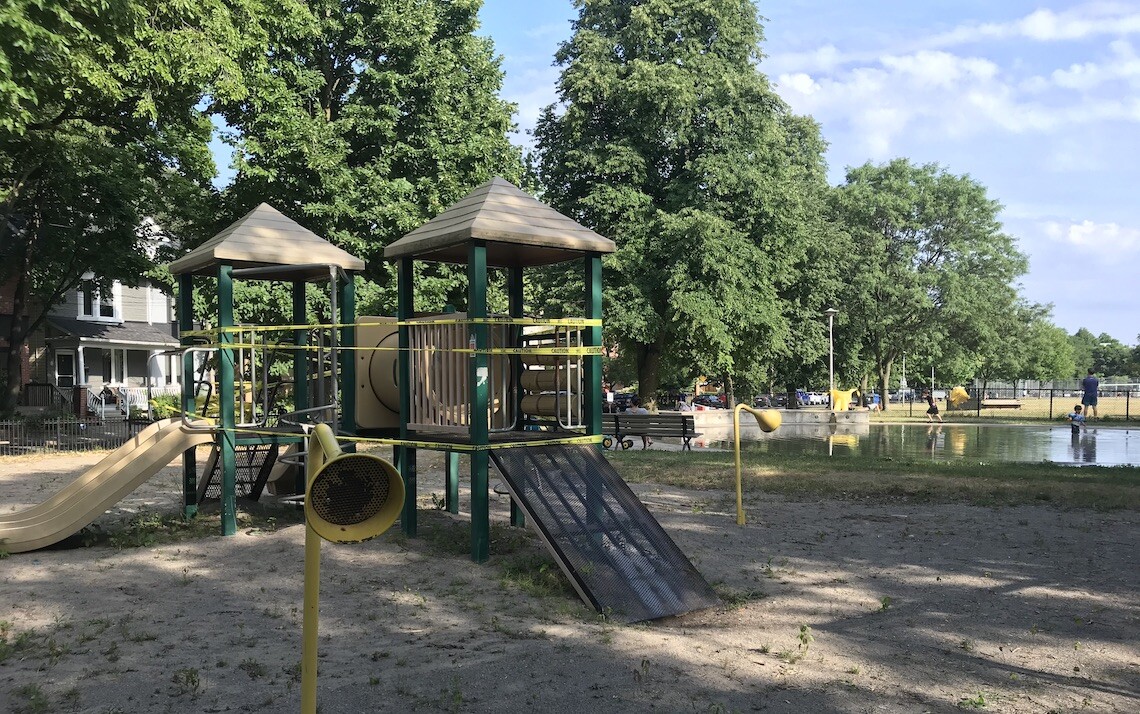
left=711, top=423, right=1140, bottom=467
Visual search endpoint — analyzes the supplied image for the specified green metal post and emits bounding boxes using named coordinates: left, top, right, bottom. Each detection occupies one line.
left=338, top=275, right=356, bottom=436
left=178, top=273, right=198, bottom=519
left=217, top=265, right=237, bottom=536
left=585, top=255, right=603, bottom=442
left=292, top=281, right=308, bottom=495
left=397, top=258, right=417, bottom=536
left=469, top=243, right=490, bottom=562
left=507, top=266, right=525, bottom=528
left=445, top=452, right=459, bottom=514
left=584, top=255, right=604, bottom=535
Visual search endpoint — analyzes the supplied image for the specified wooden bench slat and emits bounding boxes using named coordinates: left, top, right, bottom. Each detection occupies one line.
left=600, top=413, right=702, bottom=450
left=981, top=399, right=1022, bottom=409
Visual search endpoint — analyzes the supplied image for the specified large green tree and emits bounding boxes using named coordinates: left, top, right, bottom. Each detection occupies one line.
left=1065, top=328, right=1131, bottom=378
left=533, top=0, right=833, bottom=405
left=971, top=302, right=1074, bottom=397
left=832, top=159, right=1029, bottom=409
left=0, top=0, right=257, bottom=414
left=214, top=0, right=523, bottom=317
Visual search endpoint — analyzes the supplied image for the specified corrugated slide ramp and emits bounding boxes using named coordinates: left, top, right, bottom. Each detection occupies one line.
left=490, top=444, right=720, bottom=623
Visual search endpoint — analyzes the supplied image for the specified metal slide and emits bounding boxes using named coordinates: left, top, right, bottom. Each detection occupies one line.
left=490, top=444, right=720, bottom=623
left=0, top=419, right=216, bottom=554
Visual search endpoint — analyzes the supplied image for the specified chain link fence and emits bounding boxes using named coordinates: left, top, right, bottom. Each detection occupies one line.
left=883, top=386, right=1137, bottom=421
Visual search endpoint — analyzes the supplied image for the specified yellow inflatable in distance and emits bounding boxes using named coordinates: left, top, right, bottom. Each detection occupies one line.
left=830, top=388, right=859, bottom=411
left=948, top=386, right=970, bottom=407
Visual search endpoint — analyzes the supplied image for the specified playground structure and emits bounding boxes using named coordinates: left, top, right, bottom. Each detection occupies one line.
left=0, top=179, right=724, bottom=623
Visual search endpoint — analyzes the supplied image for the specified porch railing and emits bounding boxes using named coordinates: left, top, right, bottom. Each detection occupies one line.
left=17, top=382, right=74, bottom=413
left=87, top=384, right=183, bottom=419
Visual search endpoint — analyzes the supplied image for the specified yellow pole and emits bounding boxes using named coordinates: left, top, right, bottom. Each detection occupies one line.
left=733, top=403, right=782, bottom=526
left=301, top=502, right=321, bottom=713
left=734, top=404, right=746, bottom=526
left=301, top=425, right=338, bottom=714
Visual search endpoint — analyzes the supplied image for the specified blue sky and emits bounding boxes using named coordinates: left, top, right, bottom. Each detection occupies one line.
left=477, top=1, right=1140, bottom=345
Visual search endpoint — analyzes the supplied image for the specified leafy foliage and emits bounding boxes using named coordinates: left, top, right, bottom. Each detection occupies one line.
left=214, top=0, right=524, bottom=319
left=831, top=159, right=1030, bottom=405
left=0, top=0, right=260, bottom=414
left=533, top=0, right=834, bottom=404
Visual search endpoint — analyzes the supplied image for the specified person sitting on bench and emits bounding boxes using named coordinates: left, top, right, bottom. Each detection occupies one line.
left=626, top=396, right=652, bottom=448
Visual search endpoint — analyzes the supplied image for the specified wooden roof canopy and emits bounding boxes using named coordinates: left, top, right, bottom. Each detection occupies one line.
left=384, top=177, right=616, bottom=267
left=167, top=203, right=365, bottom=280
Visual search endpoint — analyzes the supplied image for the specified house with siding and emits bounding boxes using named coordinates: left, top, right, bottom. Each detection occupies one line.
left=19, top=275, right=182, bottom=412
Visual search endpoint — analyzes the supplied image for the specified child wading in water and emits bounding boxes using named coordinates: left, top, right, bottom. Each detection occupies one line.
left=1068, top=404, right=1087, bottom=435
left=923, top=389, right=943, bottom=423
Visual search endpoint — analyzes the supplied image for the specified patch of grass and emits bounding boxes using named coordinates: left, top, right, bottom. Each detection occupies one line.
left=171, top=667, right=202, bottom=696
left=498, top=551, right=576, bottom=600
left=714, top=584, right=768, bottom=609
left=439, top=674, right=464, bottom=713
left=957, top=691, right=988, bottom=708
left=10, top=683, right=50, bottom=714
left=608, top=450, right=1140, bottom=510
left=98, top=504, right=302, bottom=550
left=0, top=622, right=36, bottom=664
left=239, top=658, right=268, bottom=679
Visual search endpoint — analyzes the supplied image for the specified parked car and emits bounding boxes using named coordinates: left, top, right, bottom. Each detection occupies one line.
left=693, top=395, right=725, bottom=409
left=609, top=392, right=634, bottom=412
left=755, top=393, right=788, bottom=408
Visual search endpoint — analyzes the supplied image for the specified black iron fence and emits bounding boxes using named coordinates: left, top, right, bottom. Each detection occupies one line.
left=0, top=418, right=150, bottom=456
left=885, top=386, right=1136, bottom=421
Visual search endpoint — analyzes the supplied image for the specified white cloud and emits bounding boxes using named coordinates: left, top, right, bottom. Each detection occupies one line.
left=524, top=22, right=571, bottom=41
left=931, top=6, right=1140, bottom=45
left=500, top=66, right=561, bottom=148
left=768, top=5, right=1140, bottom=77
left=1048, top=40, right=1140, bottom=90
left=1042, top=220, right=1140, bottom=253
left=774, top=32, right=1140, bottom=157
left=776, top=51, right=1017, bottom=156
left=880, top=51, right=998, bottom=88
left=778, top=72, right=820, bottom=96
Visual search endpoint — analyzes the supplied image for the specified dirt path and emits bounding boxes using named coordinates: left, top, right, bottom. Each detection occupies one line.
left=1, top=450, right=1138, bottom=713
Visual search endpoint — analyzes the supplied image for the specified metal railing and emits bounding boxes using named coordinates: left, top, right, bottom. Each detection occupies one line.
left=0, top=417, right=150, bottom=456
left=17, top=382, right=74, bottom=413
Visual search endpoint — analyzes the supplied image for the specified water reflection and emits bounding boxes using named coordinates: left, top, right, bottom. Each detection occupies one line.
left=718, top=424, right=1140, bottom=467
left=1071, top=431, right=1097, bottom=464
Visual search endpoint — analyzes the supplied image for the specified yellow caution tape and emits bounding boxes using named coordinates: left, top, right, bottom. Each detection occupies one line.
left=218, top=426, right=602, bottom=452
left=181, top=317, right=601, bottom=338
left=191, top=342, right=604, bottom=356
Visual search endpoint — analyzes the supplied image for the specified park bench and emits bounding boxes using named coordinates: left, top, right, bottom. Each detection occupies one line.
left=601, top=412, right=702, bottom=451
left=981, top=399, right=1022, bottom=409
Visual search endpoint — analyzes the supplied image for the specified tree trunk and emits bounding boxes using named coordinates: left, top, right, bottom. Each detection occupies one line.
left=1, top=229, right=34, bottom=416
left=636, top=339, right=664, bottom=410
left=724, top=374, right=735, bottom=408
left=878, top=361, right=892, bottom=413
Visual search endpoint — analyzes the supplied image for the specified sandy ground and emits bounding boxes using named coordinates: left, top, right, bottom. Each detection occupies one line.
left=1, top=448, right=1138, bottom=713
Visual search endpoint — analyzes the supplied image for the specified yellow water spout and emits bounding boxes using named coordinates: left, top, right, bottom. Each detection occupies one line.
left=733, top=404, right=782, bottom=525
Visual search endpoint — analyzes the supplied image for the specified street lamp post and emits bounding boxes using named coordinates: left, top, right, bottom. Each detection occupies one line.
left=823, top=308, right=839, bottom=405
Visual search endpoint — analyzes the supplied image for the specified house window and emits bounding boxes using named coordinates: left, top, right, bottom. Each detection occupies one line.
left=78, top=280, right=119, bottom=321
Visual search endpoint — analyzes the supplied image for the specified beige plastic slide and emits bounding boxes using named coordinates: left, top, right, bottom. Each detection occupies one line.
left=0, top=418, right=215, bottom=554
